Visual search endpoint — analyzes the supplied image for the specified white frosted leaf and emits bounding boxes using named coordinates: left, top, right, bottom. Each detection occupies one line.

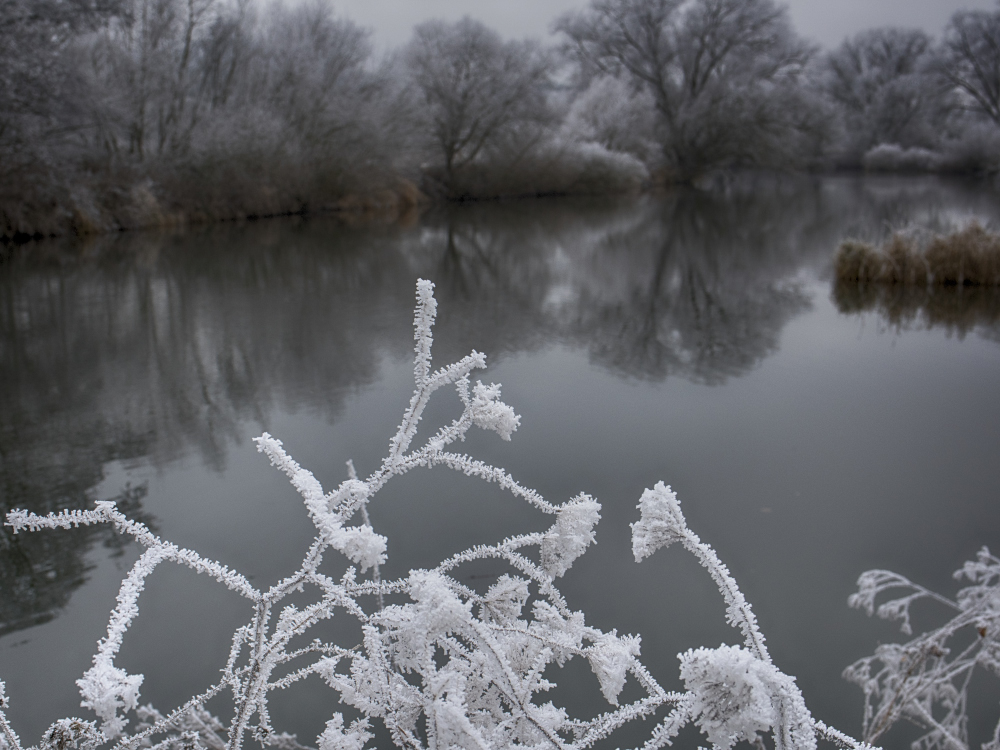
left=587, top=632, right=641, bottom=705
left=540, top=494, right=601, bottom=578
left=631, top=482, right=687, bottom=562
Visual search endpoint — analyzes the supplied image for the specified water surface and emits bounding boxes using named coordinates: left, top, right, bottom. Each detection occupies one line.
left=2, top=175, right=999, bottom=749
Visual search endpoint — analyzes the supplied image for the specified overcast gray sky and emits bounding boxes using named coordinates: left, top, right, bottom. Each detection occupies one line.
left=334, top=0, right=997, bottom=52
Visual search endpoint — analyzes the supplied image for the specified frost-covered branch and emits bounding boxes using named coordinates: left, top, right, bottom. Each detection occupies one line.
left=632, top=482, right=769, bottom=661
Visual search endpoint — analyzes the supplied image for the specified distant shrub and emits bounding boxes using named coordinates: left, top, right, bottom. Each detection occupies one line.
left=835, top=239, right=887, bottom=284
left=862, top=144, right=943, bottom=173
left=432, top=138, right=649, bottom=200
left=926, top=223, right=1000, bottom=285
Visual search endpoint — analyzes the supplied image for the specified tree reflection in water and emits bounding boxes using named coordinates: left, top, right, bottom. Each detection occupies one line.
left=2, top=175, right=1000, bottom=637
left=557, top=186, right=818, bottom=383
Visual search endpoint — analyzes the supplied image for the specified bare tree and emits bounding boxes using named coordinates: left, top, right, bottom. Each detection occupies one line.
left=405, top=17, right=552, bottom=189
left=937, top=9, right=1000, bottom=127
left=554, top=0, right=818, bottom=180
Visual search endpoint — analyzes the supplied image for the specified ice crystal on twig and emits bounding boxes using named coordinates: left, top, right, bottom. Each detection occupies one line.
left=679, top=645, right=815, bottom=750
left=1, top=280, right=870, bottom=750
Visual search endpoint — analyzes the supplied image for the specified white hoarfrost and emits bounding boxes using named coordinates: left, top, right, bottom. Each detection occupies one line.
left=680, top=645, right=815, bottom=750
left=468, top=382, right=520, bottom=441
left=1, top=280, right=876, bottom=750
left=317, top=715, right=372, bottom=750
left=631, top=482, right=686, bottom=561
left=541, top=494, right=601, bottom=578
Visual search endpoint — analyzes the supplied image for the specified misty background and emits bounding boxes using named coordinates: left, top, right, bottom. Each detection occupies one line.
left=338, top=0, right=996, bottom=52
left=6, top=0, right=1000, bottom=242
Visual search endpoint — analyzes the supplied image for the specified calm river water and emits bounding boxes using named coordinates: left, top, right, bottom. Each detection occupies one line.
left=1, top=175, right=999, bottom=749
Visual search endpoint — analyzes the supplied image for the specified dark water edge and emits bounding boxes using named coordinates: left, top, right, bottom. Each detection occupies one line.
left=1, top=174, right=999, bottom=749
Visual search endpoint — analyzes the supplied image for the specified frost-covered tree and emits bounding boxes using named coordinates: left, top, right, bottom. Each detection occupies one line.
left=554, top=0, right=821, bottom=180
left=821, top=28, right=942, bottom=161
left=73, top=0, right=414, bottom=220
left=405, top=17, right=553, bottom=192
left=249, top=2, right=375, bottom=154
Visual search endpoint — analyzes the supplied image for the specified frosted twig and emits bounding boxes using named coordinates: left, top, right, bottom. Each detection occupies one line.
left=113, top=679, right=229, bottom=750
left=0, top=682, right=24, bottom=750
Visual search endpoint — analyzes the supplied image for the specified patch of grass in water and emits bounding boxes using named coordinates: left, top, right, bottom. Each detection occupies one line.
left=834, top=223, right=1000, bottom=287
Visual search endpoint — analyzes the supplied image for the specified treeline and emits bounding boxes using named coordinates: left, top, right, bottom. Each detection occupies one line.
left=4, top=0, right=1000, bottom=240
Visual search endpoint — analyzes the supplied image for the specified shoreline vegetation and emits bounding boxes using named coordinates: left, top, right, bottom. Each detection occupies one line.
left=6, top=0, right=1000, bottom=243
left=833, top=224, right=1000, bottom=336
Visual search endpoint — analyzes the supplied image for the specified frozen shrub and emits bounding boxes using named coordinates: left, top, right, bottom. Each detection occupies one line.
left=540, top=140, right=650, bottom=194
left=845, top=549, right=1000, bottom=749
left=435, top=138, right=649, bottom=199
left=0, top=281, right=870, bottom=750
left=862, top=144, right=943, bottom=173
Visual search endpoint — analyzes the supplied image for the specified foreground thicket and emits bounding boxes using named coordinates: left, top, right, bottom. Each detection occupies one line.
left=1, top=281, right=997, bottom=750
left=7, top=0, right=1000, bottom=239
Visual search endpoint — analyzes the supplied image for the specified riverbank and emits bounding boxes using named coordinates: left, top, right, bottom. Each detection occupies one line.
left=1, top=143, right=654, bottom=244
left=0, top=172, right=431, bottom=244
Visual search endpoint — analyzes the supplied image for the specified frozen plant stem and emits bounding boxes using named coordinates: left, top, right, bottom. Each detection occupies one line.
left=4, top=280, right=870, bottom=750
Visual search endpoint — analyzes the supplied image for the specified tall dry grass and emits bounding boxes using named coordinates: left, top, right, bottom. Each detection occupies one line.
left=834, top=223, right=1000, bottom=287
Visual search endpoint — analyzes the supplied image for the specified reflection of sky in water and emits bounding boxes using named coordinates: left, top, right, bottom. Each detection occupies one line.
left=1, top=175, right=1000, bottom=750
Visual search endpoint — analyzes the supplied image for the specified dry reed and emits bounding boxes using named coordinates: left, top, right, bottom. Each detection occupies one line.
left=834, top=223, right=1000, bottom=287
